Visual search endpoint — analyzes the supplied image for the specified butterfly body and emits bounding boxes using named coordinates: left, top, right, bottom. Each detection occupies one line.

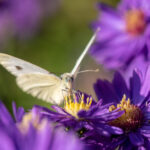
left=51, top=73, right=73, bottom=104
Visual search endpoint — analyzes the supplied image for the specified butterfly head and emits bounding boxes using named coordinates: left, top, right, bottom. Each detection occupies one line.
left=60, top=73, right=74, bottom=89
left=61, top=73, right=74, bottom=83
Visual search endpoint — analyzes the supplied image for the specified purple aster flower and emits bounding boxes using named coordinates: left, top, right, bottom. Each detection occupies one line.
left=0, top=101, right=84, bottom=150
left=90, top=0, right=150, bottom=75
left=36, top=92, right=123, bottom=143
left=94, top=66, right=150, bottom=149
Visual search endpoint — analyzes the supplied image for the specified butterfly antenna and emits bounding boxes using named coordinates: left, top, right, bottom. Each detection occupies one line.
left=71, top=28, right=100, bottom=76
left=77, top=68, right=99, bottom=75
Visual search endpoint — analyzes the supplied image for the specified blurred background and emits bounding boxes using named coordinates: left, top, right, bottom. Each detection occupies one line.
left=0, top=0, right=118, bottom=111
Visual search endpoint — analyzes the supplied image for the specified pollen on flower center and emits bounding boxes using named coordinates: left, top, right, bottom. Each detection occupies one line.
left=109, top=95, right=143, bottom=132
left=125, top=10, right=146, bottom=36
left=64, top=94, right=92, bottom=119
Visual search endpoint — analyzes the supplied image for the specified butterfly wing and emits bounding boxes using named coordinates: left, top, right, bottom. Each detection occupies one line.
left=16, top=73, right=65, bottom=105
left=0, top=53, right=50, bottom=76
left=0, top=53, right=65, bottom=104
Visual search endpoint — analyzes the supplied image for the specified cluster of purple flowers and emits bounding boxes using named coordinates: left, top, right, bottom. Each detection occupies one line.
left=2, top=0, right=150, bottom=149
left=1, top=65, right=150, bottom=149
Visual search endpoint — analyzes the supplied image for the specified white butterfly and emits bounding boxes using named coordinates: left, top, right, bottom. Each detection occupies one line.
left=0, top=31, right=98, bottom=105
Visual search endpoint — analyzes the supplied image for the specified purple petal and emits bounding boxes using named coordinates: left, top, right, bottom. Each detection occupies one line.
left=130, top=70, right=144, bottom=105
left=51, top=105, right=68, bottom=115
left=98, top=124, right=123, bottom=135
left=129, top=132, right=144, bottom=146
left=140, top=125, right=150, bottom=131
left=90, top=35, right=144, bottom=70
left=51, top=129, right=84, bottom=150
left=141, top=65, right=150, bottom=97
left=33, top=124, right=53, bottom=150
left=141, top=132, right=150, bottom=138
left=94, top=79, right=119, bottom=104
left=12, top=102, right=25, bottom=122
left=122, top=55, right=149, bottom=83
left=138, top=146, right=147, bottom=150
left=97, top=3, right=124, bottom=30
left=118, top=0, right=150, bottom=16
left=112, top=72, right=129, bottom=99
left=0, top=129, right=16, bottom=150
left=0, top=101, right=14, bottom=125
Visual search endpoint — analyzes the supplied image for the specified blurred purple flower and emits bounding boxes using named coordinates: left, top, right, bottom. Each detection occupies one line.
left=90, top=0, right=150, bottom=74
left=94, top=66, right=150, bottom=149
left=0, top=0, right=60, bottom=41
left=0, top=101, right=84, bottom=150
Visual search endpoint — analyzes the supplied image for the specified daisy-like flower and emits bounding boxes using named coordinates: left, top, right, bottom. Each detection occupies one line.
left=38, top=92, right=124, bottom=140
left=94, top=66, right=150, bottom=149
left=0, top=101, right=84, bottom=150
left=90, top=0, right=150, bottom=75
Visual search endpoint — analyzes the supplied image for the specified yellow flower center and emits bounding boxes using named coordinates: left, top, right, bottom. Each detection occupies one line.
left=64, top=94, right=92, bottom=119
left=109, top=95, right=143, bottom=132
left=17, top=112, right=47, bottom=133
left=125, top=10, right=146, bottom=36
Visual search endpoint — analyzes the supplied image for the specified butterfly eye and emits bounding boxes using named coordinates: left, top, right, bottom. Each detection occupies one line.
left=70, top=77, right=74, bottom=82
